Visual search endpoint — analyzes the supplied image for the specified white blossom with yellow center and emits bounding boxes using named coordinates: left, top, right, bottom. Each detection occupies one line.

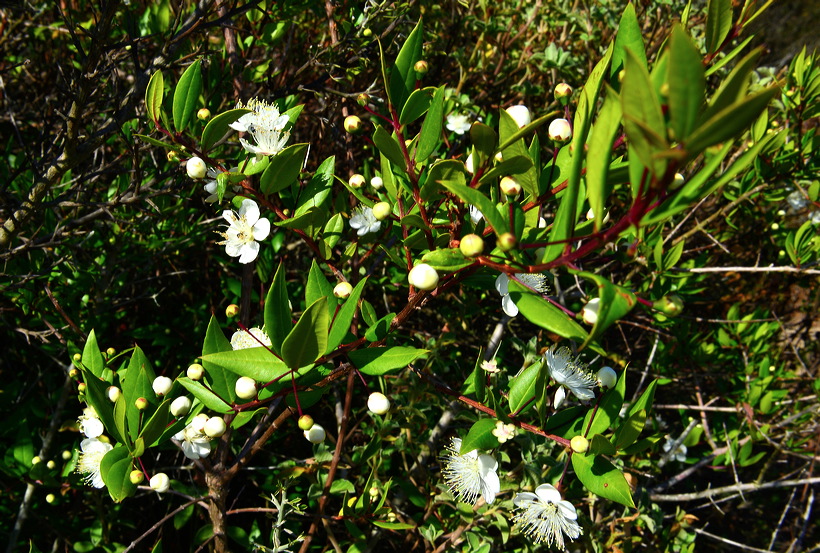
left=77, top=438, right=113, bottom=488
left=512, top=483, right=582, bottom=548
left=441, top=438, right=500, bottom=505
left=217, top=199, right=270, bottom=264
left=230, top=98, right=291, bottom=157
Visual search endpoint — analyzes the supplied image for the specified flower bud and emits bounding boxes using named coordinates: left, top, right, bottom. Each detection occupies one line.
left=367, top=392, right=391, bottom=415
left=187, top=363, right=204, bottom=380
left=349, top=174, right=366, bottom=189
left=190, top=413, right=209, bottom=432
left=597, top=366, right=617, bottom=389
left=362, top=28, right=372, bottom=37
left=46, top=460, right=56, bottom=469
left=372, top=201, right=391, bottom=221
left=497, top=232, right=517, bottom=251
left=152, top=376, right=173, bottom=397
left=408, top=263, right=439, bottom=291
left=106, top=347, right=116, bottom=357
left=465, top=153, right=477, bottom=174
left=586, top=208, right=610, bottom=224
left=459, top=234, right=484, bottom=257
left=77, top=382, right=86, bottom=392
left=149, top=473, right=170, bottom=493
left=225, top=304, right=239, bottom=318
left=45, top=493, right=56, bottom=504
left=570, top=435, right=589, bottom=453
left=554, top=83, right=573, bottom=103
left=370, top=176, right=383, bottom=189
left=130, top=470, right=145, bottom=484
left=197, top=108, right=211, bottom=120
left=369, top=486, right=380, bottom=498
left=499, top=176, right=521, bottom=196
left=298, top=414, right=315, bottom=431
left=166, top=151, right=180, bottom=163
left=357, top=93, right=370, bottom=106
left=333, top=282, right=353, bottom=299
left=62, top=450, right=72, bottom=460
left=344, top=115, right=363, bottom=134
left=235, top=376, right=257, bottom=400
left=671, top=172, right=685, bottom=190
left=72, top=353, right=82, bottom=363
left=107, top=386, right=121, bottom=402
left=170, top=396, right=192, bottom=417
left=414, top=60, right=429, bottom=75
left=186, top=157, right=207, bottom=180
left=581, top=297, right=600, bottom=326
left=506, top=105, right=531, bottom=128
left=548, top=118, right=572, bottom=142
left=304, top=423, right=326, bottom=444
left=204, top=417, right=227, bottom=438
left=653, top=294, right=684, bottom=317
left=32, top=456, right=42, bottom=465
left=135, top=397, right=148, bottom=410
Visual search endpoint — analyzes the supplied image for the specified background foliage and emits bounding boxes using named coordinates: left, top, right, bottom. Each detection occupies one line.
left=1, top=0, right=819, bottom=552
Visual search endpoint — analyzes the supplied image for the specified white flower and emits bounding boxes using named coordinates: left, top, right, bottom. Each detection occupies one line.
left=481, top=359, right=500, bottom=373
left=217, top=199, right=271, bottom=264
left=230, top=98, right=291, bottom=157
left=810, top=210, right=820, bottom=225
left=544, top=345, right=597, bottom=408
left=786, top=190, right=807, bottom=211
left=663, top=437, right=688, bottom=463
left=495, top=273, right=550, bottom=317
left=512, top=483, right=583, bottom=547
left=78, top=409, right=104, bottom=438
left=506, top=105, right=531, bottom=128
left=77, top=438, right=113, bottom=488
left=469, top=205, right=483, bottom=225
left=174, top=421, right=212, bottom=460
left=230, top=327, right=272, bottom=350
left=492, top=421, right=516, bottom=444
left=349, top=205, right=381, bottom=236
left=150, top=472, right=171, bottom=493
left=441, top=437, right=500, bottom=505
left=446, top=113, right=472, bottom=135
left=203, top=167, right=241, bottom=203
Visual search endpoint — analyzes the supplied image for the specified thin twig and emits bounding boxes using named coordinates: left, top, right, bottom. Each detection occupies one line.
left=649, top=476, right=820, bottom=502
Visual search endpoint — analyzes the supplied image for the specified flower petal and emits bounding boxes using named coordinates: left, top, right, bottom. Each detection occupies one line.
left=534, top=483, right=562, bottom=504
left=495, top=273, right=509, bottom=295
left=554, top=386, right=566, bottom=409
left=237, top=242, right=260, bottom=264
left=252, top=218, right=271, bottom=240
left=502, top=294, right=519, bottom=317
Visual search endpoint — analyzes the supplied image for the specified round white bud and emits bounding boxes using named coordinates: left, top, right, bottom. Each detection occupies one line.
left=370, top=176, right=384, bottom=189
left=186, top=157, right=207, bottom=179
left=204, top=417, right=227, bottom=438
left=367, top=392, right=391, bottom=415
left=170, top=396, right=192, bottom=417
left=304, top=423, right=326, bottom=444
left=597, top=366, right=617, bottom=389
left=187, top=363, right=204, bottom=380
left=506, top=105, right=531, bottom=128
left=107, top=386, right=121, bottom=402
left=235, top=376, right=257, bottom=400
left=348, top=174, right=366, bottom=188
left=582, top=297, right=600, bottom=326
left=500, top=176, right=521, bottom=196
left=149, top=473, right=170, bottom=493
left=334, top=282, right=353, bottom=299
left=408, top=263, right=439, bottom=291
left=548, top=118, right=572, bottom=142
left=152, top=376, right=173, bottom=397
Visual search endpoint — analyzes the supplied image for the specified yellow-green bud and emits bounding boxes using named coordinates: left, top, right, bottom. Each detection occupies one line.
left=197, top=108, right=211, bottom=120
left=414, top=60, right=429, bottom=75
left=298, top=414, right=315, bottom=431
left=61, top=450, right=72, bottom=461
left=497, top=232, right=517, bottom=251
left=187, top=363, right=204, bottom=380
left=500, top=176, right=521, bottom=196
left=235, top=376, right=257, bottom=400
left=130, top=470, right=145, bottom=484
left=186, top=157, right=207, bottom=179
left=459, top=234, right=484, bottom=257
left=653, top=294, right=684, bottom=317
left=671, top=173, right=685, bottom=190
left=349, top=174, right=366, bottom=189
left=225, top=304, right=240, bottom=318
left=362, top=28, right=372, bottom=37
left=357, top=93, right=370, bottom=106
left=344, top=115, right=363, bottom=134
left=570, top=435, right=589, bottom=453
left=204, top=417, right=227, bottom=438
left=369, top=486, right=380, bottom=498
left=46, top=460, right=56, bottom=469
left=106, top=347, right=116, bottom=357
left=333, top=282, right=353, bottom=299
left=32, top=456, right=42, bottom=465
left=135, top=397, right=148, bottom=410
left=77, top=382, right=86, bottom=393
left=372, top=201, right=392, bottom=221
left=166, top=151, right=180, bottom=163
left=72, top=353, right=82, bottom=363
left=408, top=263, right=439, bottom=291
left=554, top=83, right=572, bottom=104
left=45, top=493, right=57, bottom=504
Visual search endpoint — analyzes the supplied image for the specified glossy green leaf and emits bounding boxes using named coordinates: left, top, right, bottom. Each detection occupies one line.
left=705, top=0, right=732, bottom=54
left=172, top=60, right=202, bottom=132
left=202, top=315, right=232, bottom=356
left=508, top=360, right=541, bottom=415
left=113, top=396, right=127, bottom=448
left=348, top=346, right=428, bottom=376
left=139, top=398, right=171, bottom=447
left=201, top=347, right=291, bottom=383
left=134, top=133, right=176, bottom=150
left=668, top=25, right=705, bottom=141
left=497, top=109, right=538, bottom=198
left=200, top=317, right=238, bottom=404
left=508, top=280, right=589, bottom=343
left=421, top=248, right=473, bottom=271
left=259, top=143, right=309, bottom=196
left=701, top=48, right=761, bottom=123
left=373, top=126, right=406, bottom=167
left=611, top=3, right=646, bottom=84
left=306, top=260, right=337, bottom=319
left=439, top=180, right=506, bottom=237
left=364, top=313, right=396, bottom=342
left=373, top=521, right=416, bottom=530
left=101, top=445, right=137, bottom=502
left=177, top=377, right=232, bottom=413
left=201, top=109, right=250, bottom=151
left=327, top=278, right=367, bottom=353
left=82, top=329, right=105, bottom=378
left=584, top=367, right=627, bottom=437
left=479, top=155, right=533, bottom=186
left=422, top=159, right=465, bottom=200
left=590, top=433, right=617, bottom=455
left=81, top=368, right=123, bottom=443
left=621, top=49, right=667, bottom=179
left=415, top=86, right=445, bottom=162
left=264, top=263, right=292, bottom=355
left=281, top=297, right=328, bottom=370
left=628, top=379, right=657, bottom=418
left=586, top=89, right=622, bottom=230
left=573, top=271, right=637, bottom=350
left=615, top=409, right=646, bottom=450
left=459, top=418, right=501, bottom=454
left=571, top=452, right=635, bottom=508
left=400, top=87, right=433, bottom=125
left=120, top=347, right=157, bottom=441
left=388, top=19, right=423, bottom=112
left=295, top=155, right=334, bottom=217
left=496, top=112, right=553, bottom=153
left=145, top=70, right=164, bottom=124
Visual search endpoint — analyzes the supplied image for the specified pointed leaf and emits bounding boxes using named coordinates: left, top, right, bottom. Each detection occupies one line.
left=201, top=109, right=250, bottom=151
left=668, top=25, right=705, bottom=141
left=281, top=297, right=328, bottom=370
left=388, top=19, right=424, bottom=112
left=508, top=281, right=588, bottom=343
left=264, top=263, right=292, bottom=355
left=177, top=377, right=232, bottom=413
left=326, top=278, right=367, bottom=353
left=172, top=60, right=202, bottom=132
left=82, top=330, right=105, bottom=378
left=259, top=143, right=309, bottom=196
left=571, top=452, right=634, bottom=507
left=201, top=347, right=291, bottom=382
left=101, top=445, right=137, bottom=502
left=705, top=0, right=732, bottom=54
left=373, top=126, right=406, bottom=167
left=415, top=86, right=445, bottom=162
left=145, top=70, right=164, bottom=124
left=439, top=180, right=506, bottom=237
left=459, top=418, right=501, bottom=454
left=348, top=346, right=428, bottom=376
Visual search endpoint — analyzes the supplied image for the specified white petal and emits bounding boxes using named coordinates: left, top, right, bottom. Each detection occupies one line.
left=512, top=491, right=538, bottom=507
left=557, top=499, right=579, bottom=520
left=222, top=210, right=238, bottom=225
left=481, top=469, right=501, bottom=504
left=252, top=218, right=271, bottom=240
left=237, top=242, right=260, bottom=264
left=534, top=483, right=562, bottom=503
left=554, top=386, right=567, bottom=409
left=239, top=199, right=260, bottom=223
left=224, top=241, right=243, bottom=258
left=502, top=294, right=519, bottom=317
left=494, top=273, right=509, bottom=295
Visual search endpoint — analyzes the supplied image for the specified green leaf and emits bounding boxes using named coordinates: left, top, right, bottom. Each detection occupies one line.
left=145, top=70, right=164, bottom=124
left=177, top=377, right=232, bottom=413
left=134, top=133, right=177, bottom=150
left=203, top=315, right=232, bottom=356
left=81, top=369, right=123, bottom=444
left=667, top=25, right=705, bottom=142
left=497, top=109, right=538, bottom=198
left=628, top=379, right=657, bottom=418
left=113, top=396, right=128, bottom=448
left=388, top=19, right=424, bottom=112
left=421, top=248, right=473, bottom=271
left=439, top=180, right=506, bottom=237
left=259, top=143, right=309, bottom=196
left=364, top=313, right=396, bottom=342
left=400, top=87, right=433, bottom=125
left=415, top=86, right=445, bottom=162
left=120, top=347, right=157, bottom=441
left=373, top=126, right=406, bottom=167
left=621, top=49, right=667, bottom=179
left=611, top=3, right=646, bottom=83
left=573, top=271, right=637, bottom=350
left=140, top=398, right=171, bottom=447
left=201, top=109, right=250, bottom=151
left=422, top=159, right=465, bottom=200
left=586, top=89, right=622, bottom=230
left=264, top=263, right=292, bottom=355
left=281, top=297, right=328, bottom=370
left=306, top=260, right=338, bottom=319
left=615, top=409, right=647, bottom=450
left=82, top=330, right=105, bottom=378
left=348, top=346, right=428, bottom=376
left=571, top=452, right=634, bottom=507
left=172, top=60, right=202, bottom=132
left=479, top=156, right=533, bottom=186
left=705, top=0, right=732, bottom=54
left=295, top=155, right=335, bottom=217
left=326, top=278, right=367, bottom=353
left=590, top=433, right=617, bottom=455
left=508, top=361, right=540, bottom=415
left=508, top=281, right=589, bottom=343
left=700, top=48, right=761, bottom=124
left=584, top=367, right=627, bottom=437
left=459, top=418, right=502, bottom=454
left=201, top=347, right=291, bottom=382
left=101, top=445, right=137, bottom=502
left=373, top=521, right=416, bottom=530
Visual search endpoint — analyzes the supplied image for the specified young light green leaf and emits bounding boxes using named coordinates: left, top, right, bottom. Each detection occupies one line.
left=82, top=329, right=105, bottom=378
left=145, top=70, right=164, bottom=124
left=295, top=155, right=335, bottom=217
left=614, top=409, right=647, bottom=450
left=610, top=2, right=646, bottom=83
left=507, top=281, right=589, bottom=343
left=583, top=367, right=626, bottom=437
left=586, top=89, right=622, bottom=230
left=172, top=60, right=202, bottom=132
left=306, top=260, right=338, bottom=319
left=348, top=346, right=428, bottom=376
left=202, top=315, right=232, bottom=356
left=281, top=296, right=328, bottom=370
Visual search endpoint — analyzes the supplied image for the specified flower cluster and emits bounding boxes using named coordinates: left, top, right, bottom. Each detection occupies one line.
left=230, top=98, right=291, bottom=157
left=174, top=414, right=212, bottom=460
